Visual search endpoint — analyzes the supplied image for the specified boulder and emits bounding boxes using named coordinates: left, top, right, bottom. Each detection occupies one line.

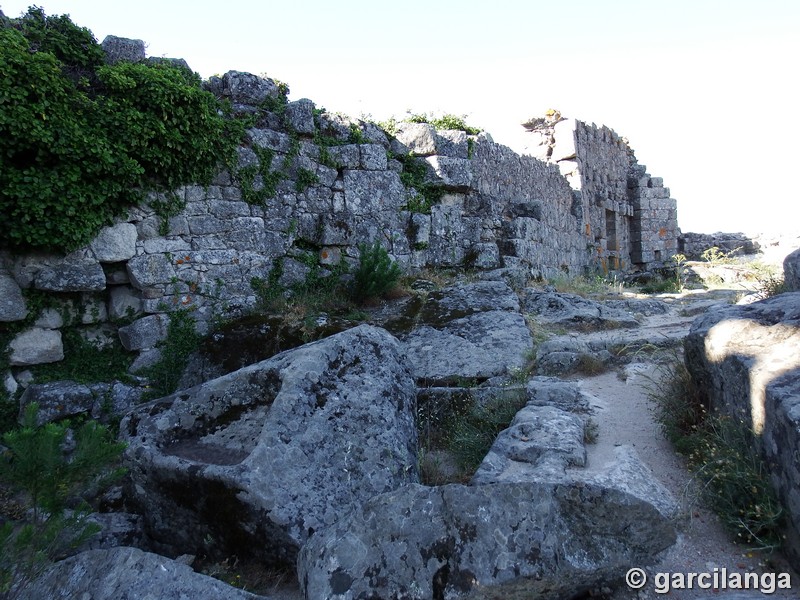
left=90, top=222, right=138, bottom=262
left=684, top=292, right=800, bottom=563
left=20, top=547, right=263, bottom=600
left=284, top=98, right=316, bottom=135
left=101, top=35, right=145, bottom=64
left=298, top=479, right=676, bottom=600
left=120, top=325, right=417, bottom=565
left=8, top=328, right=63, bottom=366
left=0, top=270, right=27, bottom=321
left=784, top=248, right=800, bottom=291
left=396, top=281, right=533, bottom=383
left=218, top=70, right=281, bottom=106
left=471, top=404, right=587, bottom=483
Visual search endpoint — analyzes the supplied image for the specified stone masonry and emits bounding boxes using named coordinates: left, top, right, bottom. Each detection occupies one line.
left=523, top=112, right=680, bottom=271
left=1, top=56, right=680, bottom=375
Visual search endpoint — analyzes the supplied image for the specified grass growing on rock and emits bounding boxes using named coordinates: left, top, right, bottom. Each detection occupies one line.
left=447, top=389, right=527, bottom=473
left=647, top=355, right=785, bottom=552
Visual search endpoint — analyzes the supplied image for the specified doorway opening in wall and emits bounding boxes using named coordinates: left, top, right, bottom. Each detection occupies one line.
left=605, top=209, right=618, bottom=253
left=654, top=250, right=662, bottom=262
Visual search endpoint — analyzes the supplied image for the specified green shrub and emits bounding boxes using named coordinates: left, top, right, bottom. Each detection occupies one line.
left=0, top=8, right=241, bottom=252
left=405, top=112, right=482, bottom=135
left=352, top=242, right=402, bottom=303
left=0, top=404, right=125, bottom=597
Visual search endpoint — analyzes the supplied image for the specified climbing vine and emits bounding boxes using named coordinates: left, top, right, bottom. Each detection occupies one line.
left=0, top=8, right=243, bottom=252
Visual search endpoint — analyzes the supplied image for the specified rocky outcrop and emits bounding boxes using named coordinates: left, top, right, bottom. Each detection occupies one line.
left=19, top=547, right=264, bottom=600
left=299, top=480, right=676, bottom=599
left=121, top=325, right=417, bottom=564
left=299, top=372, right=677, bottom=599
left=393, top=280, right=533, bottom=383
left=679, top=231, right=760, bottom=260
left=684, top=292, right=800, bottom=563
left=523, top=290, right=641, bottom=330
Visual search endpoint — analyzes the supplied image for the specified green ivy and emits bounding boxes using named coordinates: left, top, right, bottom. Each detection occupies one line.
left=141, top=309, right=202, bottom=400
left=394, top=152, right=444, bottom=214
left=295, top=167, right=319, bottom=193
left=0, top=8, right=243, bottom=252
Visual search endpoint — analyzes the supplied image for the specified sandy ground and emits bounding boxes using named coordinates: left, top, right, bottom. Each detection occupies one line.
left=579, top=300, right=798, bottom=599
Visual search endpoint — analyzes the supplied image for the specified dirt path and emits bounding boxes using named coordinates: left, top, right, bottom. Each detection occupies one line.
left=578, top=299, right=798, bottom=599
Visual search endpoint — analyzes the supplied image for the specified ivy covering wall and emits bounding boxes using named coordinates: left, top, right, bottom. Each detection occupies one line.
left=0, top=7, right=243, bottom=253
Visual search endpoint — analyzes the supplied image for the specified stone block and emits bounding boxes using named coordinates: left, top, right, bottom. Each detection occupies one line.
left=220, top=71, right=280, bottom=106
left=393, top=122, right=437, bottom=156
left=343, top=170, right=406, bottom=215
left=118, top=315, right=169, bottom=351
left=326, top=144, right=360, bottom=168
left=435, top=129, right=469, bottom=158
left=551, top=118, right=578, bottom=162
left=9, top=328, right=63, bottom=366
left=34, top=259, right=106, bottom=292
left=19, top=381, right=95, bottom=424
left=109, top=286, right=143, bottom=320
left=285, top=98, right=316, bottom=134
left=0, top=270, right=27, bottom=321
left=468, top=242, right=501, bottom=269
left=90, top=223, right=138, bottom=262
left=127, top=254, right=176, bottom=289
left=425, top=156, right=473, bottom=189
left=249, top=128, right=292, bottom=155
left=359, top=144, right=388, bottom=170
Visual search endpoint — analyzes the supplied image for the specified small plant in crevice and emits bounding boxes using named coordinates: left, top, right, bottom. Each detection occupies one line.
left=583, top=417, right=599, bottom=444
left=404, top=112, right=483, bottom=135
left=351, top=241, right=402, bottom=304
left=647, top=356, right=785, bottom=552
left=701, top=246, right=740, bottom=265
left=294, top=167, right=319, bottom=193
left=29, top=329, right=134, bottom=386
left=140, top=308, right=202, bottom=400
left=572, top=353, right=609, bottom=376
left=0, top=403, right=126, bottom=599
left=446, top=390, right=527, bottom=474
left=393, top=152, right=444, bottom=214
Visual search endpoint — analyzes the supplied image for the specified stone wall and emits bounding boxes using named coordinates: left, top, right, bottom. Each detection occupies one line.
left=1, top=67, right=681, bottom=379
left=522, top=113, right=680, bottom=271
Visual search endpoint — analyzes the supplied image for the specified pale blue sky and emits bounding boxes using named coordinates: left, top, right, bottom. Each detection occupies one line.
left=3, top=1, right=798, bottom=234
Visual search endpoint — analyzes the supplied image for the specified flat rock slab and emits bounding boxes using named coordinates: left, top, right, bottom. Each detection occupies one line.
left=298, top=480, right=677, bottom=600
left=20, top=546, right=264, bottom=600
left=398, top=281, right=533, bottom=383
left=523, top=290, right=640, bottom=330
left=121, top=324, right=418, bottom=565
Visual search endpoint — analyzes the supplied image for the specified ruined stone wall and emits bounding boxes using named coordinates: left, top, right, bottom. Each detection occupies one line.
left=521, top=114, right=680, bottom=271
left=1, top=70, right=682, bottom=377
